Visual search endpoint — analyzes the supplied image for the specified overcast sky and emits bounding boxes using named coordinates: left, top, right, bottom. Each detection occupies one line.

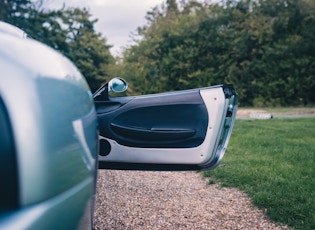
left=45, top=0, right=164, bottom=56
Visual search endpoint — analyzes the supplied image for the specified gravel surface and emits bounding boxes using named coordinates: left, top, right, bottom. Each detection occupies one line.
left=236, top=108, right=315, bottom=119
left=94, top=170, right=288, bottom=230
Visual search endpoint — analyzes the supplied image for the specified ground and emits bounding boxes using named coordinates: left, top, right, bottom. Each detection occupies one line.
left=237, top=107, right=315, bottom=119
left=94, top=171, right=289, bottom=229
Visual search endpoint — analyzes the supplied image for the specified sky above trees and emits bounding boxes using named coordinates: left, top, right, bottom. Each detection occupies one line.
left=44, top=0, right=163, bottom=55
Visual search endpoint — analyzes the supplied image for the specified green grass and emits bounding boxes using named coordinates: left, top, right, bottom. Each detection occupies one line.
left=204, top=117, right=315, bottom=229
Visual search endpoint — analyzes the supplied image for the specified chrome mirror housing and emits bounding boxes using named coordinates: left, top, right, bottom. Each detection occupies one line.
left=93, top=77, right=128, bottom=100
left=108, top=78, right=128, bottom=93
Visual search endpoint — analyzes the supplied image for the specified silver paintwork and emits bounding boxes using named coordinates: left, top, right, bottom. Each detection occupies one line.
left=0, top=21, right=28, bottom=39
left=0, top=23, right=98, bottom=229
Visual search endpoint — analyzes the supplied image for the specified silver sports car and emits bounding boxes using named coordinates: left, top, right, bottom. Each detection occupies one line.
left=0, top=22, right=237, bottom=229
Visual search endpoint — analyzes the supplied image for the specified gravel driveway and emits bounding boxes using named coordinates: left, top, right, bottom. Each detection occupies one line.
left=94, top=170, right=288, bottom=229
left=93, top=109, right=312, bottom=229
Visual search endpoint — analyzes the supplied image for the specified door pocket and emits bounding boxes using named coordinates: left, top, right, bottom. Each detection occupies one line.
left=111, top=123, right=196, bottom=141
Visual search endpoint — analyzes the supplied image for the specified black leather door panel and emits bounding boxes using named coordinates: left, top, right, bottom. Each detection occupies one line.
left=96, top=89, right=208, bottom=148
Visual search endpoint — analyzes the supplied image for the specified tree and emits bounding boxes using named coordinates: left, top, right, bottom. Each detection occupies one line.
left=117, top=0, right=315, bottom=106
left=1, top=0, right=113, bottom=92
left=53, top=7, right=113, bottom=91
left=0, top=0, right=33, bottom=28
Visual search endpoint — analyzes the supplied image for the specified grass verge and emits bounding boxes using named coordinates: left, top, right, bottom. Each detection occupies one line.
left=204, top=117, right=315, bottom=229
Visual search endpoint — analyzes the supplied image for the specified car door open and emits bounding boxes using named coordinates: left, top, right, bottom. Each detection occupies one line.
left=94, top=79, right=237, bottom=171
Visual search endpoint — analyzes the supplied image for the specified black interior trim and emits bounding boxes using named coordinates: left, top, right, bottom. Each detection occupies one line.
left=98, top=161, right=200, bottom=171
left=110, top=123, right=196, bottom=141
left=0, top=96, right=19, bottom=212
left=97, top=89, right=208, bottom=148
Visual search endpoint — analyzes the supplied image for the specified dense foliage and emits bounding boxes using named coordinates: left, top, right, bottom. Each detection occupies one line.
left=0, top=0, right=113, bottom=91
left=117, top=0, right=315, bottom=106
left=1, top=0, right=314, bottom=105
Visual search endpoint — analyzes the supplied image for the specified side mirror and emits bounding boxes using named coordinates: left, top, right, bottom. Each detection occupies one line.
left=93, top=77, right=128, bottom=100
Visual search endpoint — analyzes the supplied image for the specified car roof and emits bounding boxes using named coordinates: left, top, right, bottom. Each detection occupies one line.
left=0, top=21, right=28, bottom=39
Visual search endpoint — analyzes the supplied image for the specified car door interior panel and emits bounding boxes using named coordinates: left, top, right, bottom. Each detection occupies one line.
left=95, top=83, right=237, bottom=171
left=97, top=90, right=208, bottom=148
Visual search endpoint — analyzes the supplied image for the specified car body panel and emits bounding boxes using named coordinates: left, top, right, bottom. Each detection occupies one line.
left=0, top=24, right=98, bottom=229
left=0, top=21, right=28, bottom=39
left=0, top=177, right=93, bottom=230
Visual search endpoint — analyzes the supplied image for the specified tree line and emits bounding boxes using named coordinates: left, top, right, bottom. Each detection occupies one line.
left=1, top=0, right=315, bottom=106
